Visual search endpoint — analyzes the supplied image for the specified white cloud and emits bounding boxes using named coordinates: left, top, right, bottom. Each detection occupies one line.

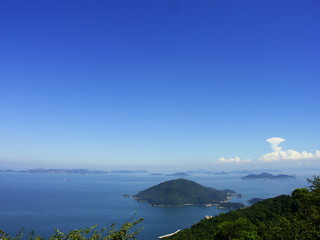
left=260, top=149, right=320, bottom=162
left=217, top=156, right=252, bottom=164
left=215, top=137, right=319, bottom=165
left=260, top=137, right=320, bottom=162
left=266, top=137, right=286, bottom=152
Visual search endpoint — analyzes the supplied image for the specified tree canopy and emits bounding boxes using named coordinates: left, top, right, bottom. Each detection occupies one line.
left=168, top=175, right=320, bottom=240
left=0, top=216, right=143, bottom=240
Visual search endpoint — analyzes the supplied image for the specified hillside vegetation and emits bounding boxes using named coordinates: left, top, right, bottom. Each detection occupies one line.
left=0, top=216, right=143, bottom=240
left=168, top=176, right=320, bottom=240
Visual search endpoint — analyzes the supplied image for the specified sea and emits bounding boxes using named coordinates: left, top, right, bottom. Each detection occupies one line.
left=0, top=170, right=316, bottom=239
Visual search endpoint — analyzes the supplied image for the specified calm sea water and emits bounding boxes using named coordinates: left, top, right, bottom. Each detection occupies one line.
left=0, top=171, right=314, bottom=239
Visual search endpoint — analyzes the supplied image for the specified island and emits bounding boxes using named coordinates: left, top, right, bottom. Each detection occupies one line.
left=221, top=189, right=242, bottom=198
left=1, top=168, right=103, bottom=174
left=241, top=172, right=296, bottom=180
left=133, top=179, right=243, bottom=209
left=109, top=170, right=148, bottom=174
left=166, top=172, right=190, bottom=176
left=214, top=171, right=229, bottom=175
left=0, top=168, right=148, bottom=175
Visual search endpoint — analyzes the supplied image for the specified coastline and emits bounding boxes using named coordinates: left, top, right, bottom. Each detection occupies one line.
left=132, top=198, right=243, bottom=209
left=150, top=203, right=220, bottom=207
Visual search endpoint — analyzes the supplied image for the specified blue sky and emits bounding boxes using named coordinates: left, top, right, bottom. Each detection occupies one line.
left=0, top=0, right=319, bottom=170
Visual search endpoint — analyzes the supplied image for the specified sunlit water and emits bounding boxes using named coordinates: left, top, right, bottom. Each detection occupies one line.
left=0, top=171, right=315, bottom=239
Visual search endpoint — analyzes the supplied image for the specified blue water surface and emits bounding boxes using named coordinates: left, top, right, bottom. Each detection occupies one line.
left=0, top=171, right=314, bottom=239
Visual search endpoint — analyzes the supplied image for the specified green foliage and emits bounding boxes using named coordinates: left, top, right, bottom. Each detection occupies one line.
left=134, top=179, right=229, bottom=206
left=308, top=175, right=320, bottom=193
left=215, top=218, right=260, bottom=240
left=0, top=216, right=143, bottom=240
left=218, top=202, right=245, bottom=209
left=247, top=198, right=264, bottom=205
left=169, top=175, right=320, bottom=240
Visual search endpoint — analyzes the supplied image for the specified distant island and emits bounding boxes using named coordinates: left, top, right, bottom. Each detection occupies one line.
left=133, top=179, right=244, bottom=209
left=0, top=169, right=100, bottom=174
left=109, top=170, right=147, bottom=174
left=185, top=170, right=228, bottom=175
left=241, top=172, right=296, bottom=180
left=166, top=172, right=190, bottom=176
left=0, top=168, right=148, bottom=175
left=214, top=171, right=229, bottom=175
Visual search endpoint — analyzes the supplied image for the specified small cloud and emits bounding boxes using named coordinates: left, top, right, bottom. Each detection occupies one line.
left=266, top=137, right=286, bottom=152
left=217, top=156, right=251, bottom=164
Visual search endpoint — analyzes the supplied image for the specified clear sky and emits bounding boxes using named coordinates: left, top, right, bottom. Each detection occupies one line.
left=0, top=0, right=319, bottom=171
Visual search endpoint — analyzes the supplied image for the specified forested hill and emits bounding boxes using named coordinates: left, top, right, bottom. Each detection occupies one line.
left=168, top=176, right=320, bottom=240
left=241, top=172, right=296, bottom=180
left=133, top=179, right=231, bottom=206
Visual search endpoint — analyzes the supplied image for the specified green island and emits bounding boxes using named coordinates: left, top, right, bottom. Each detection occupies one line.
left=133, top=179, right=244, bottom=209
left=241, top=172, right=296, bottom=180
